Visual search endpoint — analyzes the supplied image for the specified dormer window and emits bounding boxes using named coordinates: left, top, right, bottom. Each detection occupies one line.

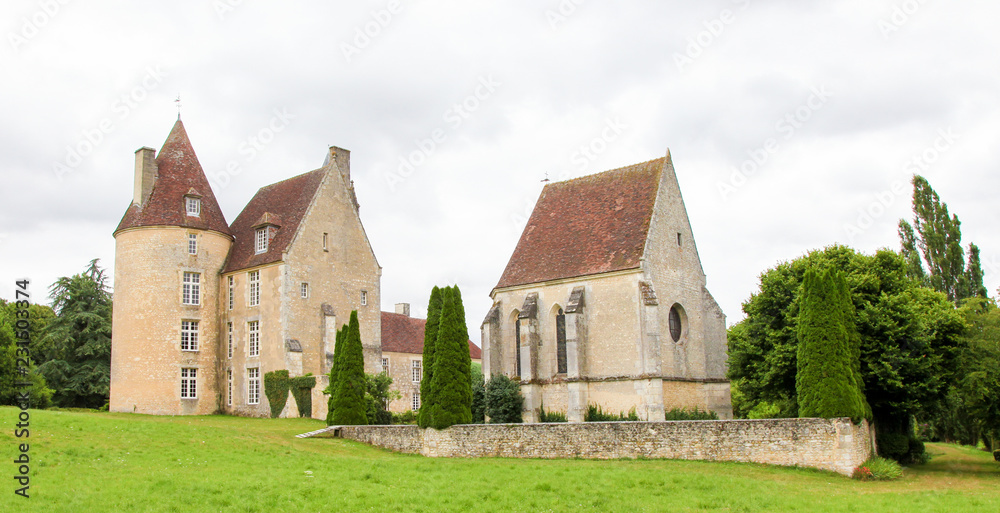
left=185, top=196, right=201, bottom=217
left=255, top=227, right=268, bottom=254
left=252, top=212, right=280, bottom=255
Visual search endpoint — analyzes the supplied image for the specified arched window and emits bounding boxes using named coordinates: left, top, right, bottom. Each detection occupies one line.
left=669, top=304, right=683, bottom=342
left=514, top=316, right=522, bottom=377
left=556, top=308, right=567, bottom=374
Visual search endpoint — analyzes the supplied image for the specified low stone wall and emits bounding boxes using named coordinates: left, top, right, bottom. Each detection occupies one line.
left=336, top=418, right=872, bottom=476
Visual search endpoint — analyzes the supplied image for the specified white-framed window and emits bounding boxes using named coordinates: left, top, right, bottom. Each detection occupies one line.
left=247, top=367, right=260, bottom=404
left=188, top=233, right=197, bottom=255
left=248, top=320, right=259, bottom=357
left=300, top=282, right=309, bottom=299
left=381, top=357, right=389, bottom=375
left=322, top=232, right=329, bottom=251
left=182, top=272, right=201, bottom=305
left=227, top=322, right=233, bottom=359
left=360, top=290, right=368, bottom=306
left=185, top=197, right=201, bottom=217
left=228, top=276, right=234, bottom=310
left=248, top=270, right=260, bottom=307
left=412, top=360, right=422, bottom=383
left=227, top=369, right=233, bottom=406
left=181, top=320, right=199, bottom=351
left=255, top=227, right=268, bottom=254
left=412, top=391, right=420, bottom=411
left=180, top=368, right=197, bottom=399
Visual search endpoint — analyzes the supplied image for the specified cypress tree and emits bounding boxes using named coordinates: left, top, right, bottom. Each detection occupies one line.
left=331, top=311, right=368, bottom=425
left=796, top=268, right=868, bottom=422
left=428, top=286, right=472, bottom=428
left=325, top=325, right=347, bottom=424
left=417, top=286, right=443, bottom=428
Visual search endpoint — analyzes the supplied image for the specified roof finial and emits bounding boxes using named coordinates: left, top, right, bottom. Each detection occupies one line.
left=541, top=170, right=550, bottom=183
left=175, top=94, right=182, bottom=120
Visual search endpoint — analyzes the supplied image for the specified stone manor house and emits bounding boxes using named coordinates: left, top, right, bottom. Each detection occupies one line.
left=109, top=120, right=730, bottom=421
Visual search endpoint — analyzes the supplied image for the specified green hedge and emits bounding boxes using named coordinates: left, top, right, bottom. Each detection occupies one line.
left=664, top=407, right=719, bottom=421
left=289, top=374, right=316, bottom=418
left=584, top=405, right=638, bottom=422
left=263, top=370, right=290, bottom=418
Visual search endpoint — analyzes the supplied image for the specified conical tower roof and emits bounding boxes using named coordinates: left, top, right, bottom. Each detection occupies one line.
left=114, top=120, right=231, bottom=236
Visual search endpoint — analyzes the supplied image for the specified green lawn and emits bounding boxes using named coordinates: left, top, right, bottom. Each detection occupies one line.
left=0, top=407, right=997, bottom=512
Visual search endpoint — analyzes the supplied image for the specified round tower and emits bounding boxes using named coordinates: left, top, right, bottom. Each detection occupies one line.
left=110, top=120, right=232, bottom=415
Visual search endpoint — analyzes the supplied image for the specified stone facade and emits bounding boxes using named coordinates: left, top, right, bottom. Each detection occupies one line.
left=483, top=154, right=731, bottom=422
left=335, top=418, right=873, bottom=476
left=111, top=120, right=381, bottom=420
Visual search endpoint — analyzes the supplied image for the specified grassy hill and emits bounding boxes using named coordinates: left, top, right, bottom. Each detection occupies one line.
left=1, top=407, right=997, bottom=512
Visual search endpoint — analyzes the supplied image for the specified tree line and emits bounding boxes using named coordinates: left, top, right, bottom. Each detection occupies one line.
left=0, top=259, right=112, bottom=410
left=729, top=175, right=999, bottom=462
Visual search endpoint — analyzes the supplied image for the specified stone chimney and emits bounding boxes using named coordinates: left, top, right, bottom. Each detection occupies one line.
left=328, top=146, right=351, bottom=184
left=394, top=303, right=410, bottom=317
left=133, top=147, right=158, bottom=206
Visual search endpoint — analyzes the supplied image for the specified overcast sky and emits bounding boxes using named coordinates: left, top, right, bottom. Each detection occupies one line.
left=3, top=1, right=999, bottom=339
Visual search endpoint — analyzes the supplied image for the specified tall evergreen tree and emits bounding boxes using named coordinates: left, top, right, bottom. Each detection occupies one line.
left=796, top=268, right=869, bottom=422
left=452, top=286, right=473, bottom=392
left=331, top=311, right=367, bottom=425
left=417, top=286, right=443, bottom=428
left=325, top=325, right=347, bottom=424
left=428, top=286, right=472, bottom=428
left=39, top=259, right=112, bottom=408
left=898, top=175, right=985, bottom=302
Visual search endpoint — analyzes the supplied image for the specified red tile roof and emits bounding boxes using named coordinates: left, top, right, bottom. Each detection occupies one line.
left=223, top=168, right=326, bottom=273
left=494, top=157, right=665, bottom=290
left=381, top=311, right=481, bottom=359
left=114, top=120, right=231, bottom=236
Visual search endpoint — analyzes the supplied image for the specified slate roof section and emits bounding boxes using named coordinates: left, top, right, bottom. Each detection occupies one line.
left=114, top=120, right=232, bottom=236
left=494, top=157, right=665, bottom=290
left=381, top=311, right=482, bottom=359
left=223, top=168, right=326, bottom=273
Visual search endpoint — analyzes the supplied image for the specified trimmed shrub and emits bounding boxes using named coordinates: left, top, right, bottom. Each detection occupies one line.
left=427, top=286, right=473, bottom=429
left=993, top=450, right=999, bottom=462
left=289, top=374, right=315, bottom=418
left=418, top=286, right=443, bottom=428
left=325, top=326, right=347, bottom=425
left=664, top=407, right=719, bottom=421
left=853, top=457, right=903, bottom=481
left=796, top=268, right=869, bottom=422
left=484, top=374, right=522, bottom=423
left=585, top=405, right=639, bottom=422
left=331, top=311, right=368, bottom=425
left=263, top=370, right=290, bottom=418
left=877, top=431, right=909, bottom=461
